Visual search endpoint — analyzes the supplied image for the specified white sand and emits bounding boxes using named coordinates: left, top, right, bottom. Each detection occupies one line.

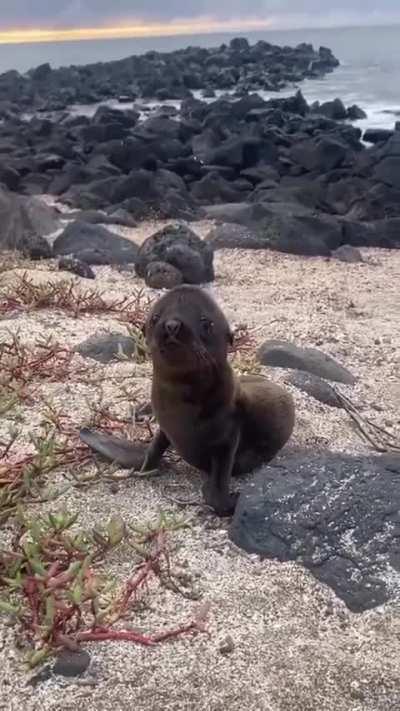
left=1, top=224, right=400, bottom=711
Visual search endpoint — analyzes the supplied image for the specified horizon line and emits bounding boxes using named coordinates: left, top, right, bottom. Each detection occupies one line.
left=0, top=18, right=274, bottom=45
left=0, top=17, right=399, bottom=46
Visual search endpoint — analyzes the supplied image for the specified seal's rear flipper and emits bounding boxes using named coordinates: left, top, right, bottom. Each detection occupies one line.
left=79, top=428, right=146, bottom=469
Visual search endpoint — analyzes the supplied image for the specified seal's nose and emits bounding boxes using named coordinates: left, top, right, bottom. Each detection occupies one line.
left=164, top=319, right=181, bottom=337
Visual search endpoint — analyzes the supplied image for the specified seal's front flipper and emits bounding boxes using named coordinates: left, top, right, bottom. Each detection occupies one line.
left=79, top=428, right=146, bottom=469
left=141, top=429, right=170, bottom=472
left=202, top=428, right=240, bottom=517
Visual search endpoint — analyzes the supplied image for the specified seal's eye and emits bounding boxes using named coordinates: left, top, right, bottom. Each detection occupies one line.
left=151, top=313, right=160, bottom=325
left=201, top=318, right=214, bottom=334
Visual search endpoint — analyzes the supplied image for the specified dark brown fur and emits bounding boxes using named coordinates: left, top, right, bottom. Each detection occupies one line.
left=80, top=285, right=295, bottom=516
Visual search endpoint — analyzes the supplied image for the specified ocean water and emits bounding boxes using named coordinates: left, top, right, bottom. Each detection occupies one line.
left=1, top=25, right=400, bottom=130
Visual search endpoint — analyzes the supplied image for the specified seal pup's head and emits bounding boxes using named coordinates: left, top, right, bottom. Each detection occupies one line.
left=144, top=285, right=233, bottom=376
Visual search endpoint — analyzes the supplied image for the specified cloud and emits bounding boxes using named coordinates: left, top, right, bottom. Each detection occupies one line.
left=1, top=0, right=400, bottom=30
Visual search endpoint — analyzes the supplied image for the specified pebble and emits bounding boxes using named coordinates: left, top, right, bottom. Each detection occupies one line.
left=219, top=635, right=235, bottom=655
left=349, top=681, right=365, bottom=701
left=53, top=650, right=91, bottom=678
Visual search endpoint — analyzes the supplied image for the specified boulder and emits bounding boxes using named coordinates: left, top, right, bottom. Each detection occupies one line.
left=103, top=137, right=154, bottom=173
left=378, top=132, right=400, bottom=158
left=53, top=650, right=91, bottom=678
left=20, top=233, right=53, bottom=260
left=138, top=116, right=183, bottom=140
left=135, top=224, right=214, bottom=284
left=363, top=128, right=394, bottom=144
left=63, top=209, right=136, bottom=228
left=324, top=177, right=366, bottom=215
left=49, top=165, right=94, bottom=196
left=267, top=90, right=309, bottom=117
left=109, top=169, right=188, bottom=206
left=285, top=371, right=343, bottom=408
left=53, top=221, right=139, bottom=265
left=203, top=201, right=301, bottom=228
left=180, top=97, right=210, bottom=122
left=80, top=123, right=130, bottom=143
left=229, top=93, right=267, bottom=120
left=58, top=256, right=95, bottom=279
left=373, top=157, right=400, bottom=190
left=92, top=105, right=139, bottom=127
left=331, top=244, right=364, bottom=263
left=166, top=156, right=203, bottom=179
left=62, top=176, right=120, bottom=209
left=290, top=137, right=348, bottom=173
left=206, top=136, right=277, bottom=170
left=63, top=168, right=178, bottom=210
left=144, top=261, right=183, bottom=289
left=260, top=213, right=344, bottom=257
left=149, top=137, right=188, bottom=162
left=86, top=154, right=123, bottom=178
left=203, top=202, right=343, bottom=256
left=106, top=208, right=137, bottom=227
left=229, top=450, right=400, bottom=612
left=0, top=164, right=21, bottom=191
left=240, top=166, right=280, bottom=185
left=257, top=339, right=356, bottom=384
left=30, top=63, right=52, bottom=82
left=191, top=172, right=245, bottom=204
left=312, top=98, right=347, bottom=120
left=119, top=193, right=200, bottom=222
left=0, top=187, right=60, bottom=251
left=346, top=104, right=367, bottom=120
left=75, top=332, right=138, bottom=363
left=341, top=218, right=400, bottom=248
left=35, top=153, right=66, bottom=171
left=205, top=222, right=264, bottom=249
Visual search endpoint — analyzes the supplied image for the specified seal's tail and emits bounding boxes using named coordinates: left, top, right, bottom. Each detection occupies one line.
left=79, top=428, right=146, bottom=469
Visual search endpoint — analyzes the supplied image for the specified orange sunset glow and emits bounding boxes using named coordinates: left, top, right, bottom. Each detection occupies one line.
left=0, top=17, right=273, bottom=45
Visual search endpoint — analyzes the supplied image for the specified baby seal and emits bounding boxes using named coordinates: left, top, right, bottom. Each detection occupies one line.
left=80, top=285, right=295, bottom=516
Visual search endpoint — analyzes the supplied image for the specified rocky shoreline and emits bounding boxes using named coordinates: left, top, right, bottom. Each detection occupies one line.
left=0, top=37, right=339, bottom=112
left=0, top=37, right=399, bottom=277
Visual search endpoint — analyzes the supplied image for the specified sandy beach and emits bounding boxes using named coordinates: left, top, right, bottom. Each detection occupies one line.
left=1, top=216, right=400, bottom=710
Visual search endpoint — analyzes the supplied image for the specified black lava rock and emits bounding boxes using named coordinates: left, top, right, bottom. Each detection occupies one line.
left=0, top=187, right=59, bottom=252
left=258, top=339, right=356, bottom=385
left=145, top=261, right=183, bottom=289
left=20, top=233, right=53, bottom=260
left=75, top=332, right=139, bottom=363
left=205, top=222, right=263, bottom=249
left=331, top=244, right=364, bottom=263
left=135, top=224, right=214, bottom=284
left=286, top=371, right=343, bottom=408
left=0, top=39, right=339, bottom=110
left=53, top=650, right=91, bottom=678
left=363, top=128, right=394, bottom=144
left=229, top=450, right=400, bottom=612
left=58, top=256, right=96, bottom=279
left=53, top=221, right=139, bottom=265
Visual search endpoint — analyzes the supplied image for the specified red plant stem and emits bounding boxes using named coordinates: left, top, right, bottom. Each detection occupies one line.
left=74, top=620, right=202, bottom=647
left=46, top=561, right=62, bottom=580
left=151, top=622, right=198, bottom=643
left=76, top=629, right=156, bottom=646
left=114, top=531, right=166, bottom=620
left=47, top=569, right=79, bottom=590
left=120, top=558, right=155, bottom=612
left=52, top=605, right=82, bottom=640
left=24, top=578, right=41, bottom=627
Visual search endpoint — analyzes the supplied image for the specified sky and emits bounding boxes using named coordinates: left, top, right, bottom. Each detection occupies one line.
left=1, top=1, right=400, bottom=43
